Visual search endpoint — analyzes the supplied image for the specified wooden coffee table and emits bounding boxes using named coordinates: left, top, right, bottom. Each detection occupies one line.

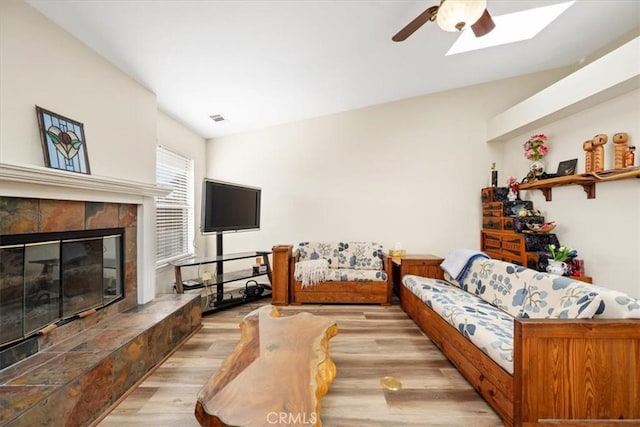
left=195, top=305, right=338, bottom=427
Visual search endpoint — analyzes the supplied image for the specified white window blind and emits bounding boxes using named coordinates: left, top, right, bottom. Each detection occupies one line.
left=156, top=146, right=194, bottom=265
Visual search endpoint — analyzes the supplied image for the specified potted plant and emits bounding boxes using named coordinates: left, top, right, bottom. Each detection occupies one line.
left=524, top=134, right=549, bottom=177
left=546, top=244, right=577, bottom=275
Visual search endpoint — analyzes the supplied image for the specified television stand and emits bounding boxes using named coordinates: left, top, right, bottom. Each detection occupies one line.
left=172, top=251, right=272, bottom=313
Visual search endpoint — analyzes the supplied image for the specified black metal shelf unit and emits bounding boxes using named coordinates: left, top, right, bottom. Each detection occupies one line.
left=173, top=251, right=272, bottom=313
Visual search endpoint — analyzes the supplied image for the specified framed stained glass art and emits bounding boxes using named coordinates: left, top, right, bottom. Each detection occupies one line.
left=36, top=106, right=91, bottom=174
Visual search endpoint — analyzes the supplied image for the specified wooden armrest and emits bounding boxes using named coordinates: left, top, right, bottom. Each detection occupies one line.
left=514, top=318, right=640, bottom=423
left=398, top=258, right=445, bottom=281
left=381, top=252, right=391, bottom=273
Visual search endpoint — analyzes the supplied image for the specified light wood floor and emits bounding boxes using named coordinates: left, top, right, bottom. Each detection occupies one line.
left=96, top=302, right=503, bottom=427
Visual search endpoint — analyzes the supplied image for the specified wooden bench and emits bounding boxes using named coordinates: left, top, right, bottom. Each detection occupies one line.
left=195, top=305, right=338, bottom=427
left=0, top=294, right=202, bottom=426
left=399, top=263, right=640, bottom=426
left=272, top=244, right=392, bottom=306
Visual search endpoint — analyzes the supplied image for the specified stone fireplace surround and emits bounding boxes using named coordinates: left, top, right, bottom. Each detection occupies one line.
left=0, top=161, right=169, bottom=356
left=0, top=198, right=134, bottom=366
left=0, top=161, right=165, bottom=304
left=0, top=162, right=165, bottom=298
left=0, top=162, right=202, bottom=425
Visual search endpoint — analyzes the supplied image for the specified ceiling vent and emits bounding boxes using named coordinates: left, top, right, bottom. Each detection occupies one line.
left=209, top=114, right=225, bottom=122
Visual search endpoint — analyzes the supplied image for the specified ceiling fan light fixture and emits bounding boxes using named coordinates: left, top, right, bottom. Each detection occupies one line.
left=471, top=8, right=496, bottom=37
left=436, top=0, right=487, bottom=32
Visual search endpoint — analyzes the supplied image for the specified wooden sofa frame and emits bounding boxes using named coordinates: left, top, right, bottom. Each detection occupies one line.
left=272, top=244, right=392, bottom=305
left=399, top=263, right=640, bottom=427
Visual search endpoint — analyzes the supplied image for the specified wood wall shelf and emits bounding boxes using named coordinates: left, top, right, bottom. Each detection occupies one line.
left=519, top=167, right=640, bottom=201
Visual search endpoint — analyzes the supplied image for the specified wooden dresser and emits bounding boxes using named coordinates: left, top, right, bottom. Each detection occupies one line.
left=480, top=187, right=592, bottom=282
left=480, top=187, right=559, bottom=268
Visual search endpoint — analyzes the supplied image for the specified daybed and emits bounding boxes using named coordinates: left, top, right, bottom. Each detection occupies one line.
left=400, top=252, right=640, bottom=427
left=272, top=242, right=392, bottom=305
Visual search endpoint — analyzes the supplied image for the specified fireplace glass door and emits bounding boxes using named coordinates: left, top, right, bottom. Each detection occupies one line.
left=0, top=245, right=26, bottom=344
left=103, top=234, right=122, bottom=304
left=61, top=237, right=103, bottom=318
left=24, top=241, right=61, bottom=335
left=0, top=228, right=124, bottom=347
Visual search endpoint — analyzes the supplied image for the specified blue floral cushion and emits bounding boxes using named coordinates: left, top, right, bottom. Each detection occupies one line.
left=340, top=242, right=384, bottom=270
left=589, top=284, right=640, bottom=319
left=296, top=241, right=384, bottom=270
left=327, top=269, right=387, bottom=282
left=296, top=242, right=342, bottom=267
left=294, top=267, right=387, bottom=282
left=460, top=259, right=602, bottom=319
left=403, top=275, right=514, bottom=374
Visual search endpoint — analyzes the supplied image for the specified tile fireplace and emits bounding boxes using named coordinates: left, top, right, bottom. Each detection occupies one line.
left=0, top=196, right=138, bottom=368
left=0, top=165, right=202, bottom=426
left=0, top=227, right=125, bottom=348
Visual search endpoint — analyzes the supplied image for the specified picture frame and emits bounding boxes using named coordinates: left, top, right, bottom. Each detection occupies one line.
left=557, top=158, right=578, bottom=176
left=36, top=106, right=91, bottom=174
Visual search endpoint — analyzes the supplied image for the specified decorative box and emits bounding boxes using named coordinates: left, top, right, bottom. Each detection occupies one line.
left=513, top=216, right=545, bottom=233
left=483, top=201, right=534, bottom=217
left=526, top=252, right=541, bottom=270
left=523, top=233, right=559, bottom=252
left=503, top=200, right=533, bottom=216
left=389, top=249, right=406, bottom=258
left=482, top=217, right=503, bottom=230
left=482, top=203, right=502, bottom=217
left=481, top=187, right=509, bottom=203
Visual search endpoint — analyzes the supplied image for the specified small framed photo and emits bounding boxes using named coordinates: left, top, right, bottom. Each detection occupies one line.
left=557, top=158, right=578, bottom=176
left=36, top=106, right=91, bottom=174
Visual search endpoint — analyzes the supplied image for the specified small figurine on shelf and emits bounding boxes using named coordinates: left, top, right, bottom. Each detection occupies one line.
left=252, top=257, right=267, bottom=274
left=592, top=134, right=608, bottom=172
left=490, top=162, right=498, bottom=187
left=506, top=176, right=519, bottom=201
left=613, top=132, right=629, bottom=169
left=569, top=258, right=585, bottom=277
left=583, top=139, right=595, bottom=173
left=625, top=146, right=636, bottom=168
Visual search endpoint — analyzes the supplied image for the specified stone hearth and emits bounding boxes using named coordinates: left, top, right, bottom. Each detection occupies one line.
left=0, top=293, right=201, bottom=426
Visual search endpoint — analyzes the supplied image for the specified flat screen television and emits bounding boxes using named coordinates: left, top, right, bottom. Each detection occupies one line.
left=201, top=179, right=261, bottom=234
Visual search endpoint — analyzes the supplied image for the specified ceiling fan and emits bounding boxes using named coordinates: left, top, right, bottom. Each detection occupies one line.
left=393, top=0, right=496, bottom=42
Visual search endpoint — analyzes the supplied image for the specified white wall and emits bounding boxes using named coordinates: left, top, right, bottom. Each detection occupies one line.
left=500, top=89, right=640, bottom=297
left=207, top=72, right=639, bottom=298
left=0, top=0, right=157, bottom=184
left=0, top=0, right=207, bottom=299
left=205, top=70, right=568, bottom=268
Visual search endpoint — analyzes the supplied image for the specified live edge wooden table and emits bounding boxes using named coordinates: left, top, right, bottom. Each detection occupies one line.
left=195, top=305, right=338, bottom=427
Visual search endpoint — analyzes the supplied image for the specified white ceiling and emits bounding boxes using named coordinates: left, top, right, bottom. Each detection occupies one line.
left=26, top=0, right=640, bottom=139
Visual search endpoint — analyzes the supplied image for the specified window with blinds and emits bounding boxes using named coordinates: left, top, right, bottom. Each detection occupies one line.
left=156, top=146, right=194, bottom=265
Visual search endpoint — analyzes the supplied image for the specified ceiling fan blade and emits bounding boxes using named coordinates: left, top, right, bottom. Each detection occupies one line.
left=471, top=8, right=495, bottom=37
left=392, top=5, right=439, bottom=42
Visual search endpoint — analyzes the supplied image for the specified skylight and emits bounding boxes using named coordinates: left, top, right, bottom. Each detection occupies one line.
left=446, top=1, right=576, bottom=56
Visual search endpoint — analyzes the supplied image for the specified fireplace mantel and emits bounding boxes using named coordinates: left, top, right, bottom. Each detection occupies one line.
left=0, top=161, right=169, bottom=305
left=0, top=161, right=170, bottom=200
